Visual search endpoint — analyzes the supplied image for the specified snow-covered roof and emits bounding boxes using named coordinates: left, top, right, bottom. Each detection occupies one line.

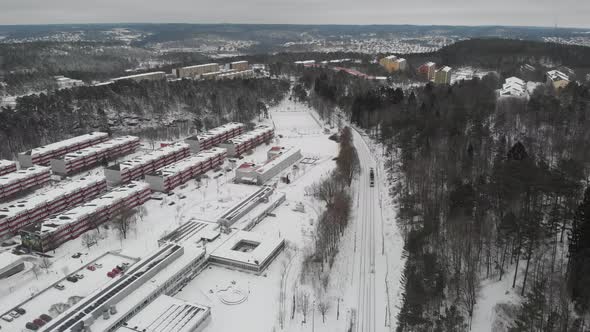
left=294, top=60, right=315, bottom=64
left=115, top=143, right=190, bottom=172
left=112, top=71, right=166, bottom=81
left=217, top=69, right=253, bottom=78
left=231, top=60, right=248, bottom=65
left=0, top=160, right=15, bottom=169
left=384, top=55, right=397, bottom=60
left=547, top=70, right=570, bottom=82
left=255, top=147, right=301, bottom=175
left=32, top=181, right=149, bottom=235
left=221, top=125, right=273, bottom=146
left=438, top=66, right=452, bottom=73
left=210, top=230, right=284, bottom=267
left=0, top=252, right=24, bottom=274
left=0, top=165, right=49, bottom=187
left=180, top=63, right=219, bottom=69
left=0, top=176, right=105, bottom=220
left=59, top=136, right=139, bottom=161
left=21, top=132, right=108, bottom=158
left=505, top=76, right=525, bottom=86
left=425, top=62, right=436, bottom=67
left=150, top=148, right=227, bottom=178
left=395, top=58, right=406, bottom=63
left=186, top=122, right=244, bottom=142
left=116, top=295, right=210, bottom=332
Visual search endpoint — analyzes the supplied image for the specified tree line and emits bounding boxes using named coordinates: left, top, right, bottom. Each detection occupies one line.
left=294, top=60, right=590, bottom=330
left=0, top=77, right=289, bottom=159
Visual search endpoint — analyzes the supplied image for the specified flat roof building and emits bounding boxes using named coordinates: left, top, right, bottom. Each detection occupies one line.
left=0, top=176, right=106, bottom=238
left=546, top=70, right=570, bottom=90
left=0, top=166, right=50, bottom=201
left=434, top=66, right=452, bottom=85
left=116, top=295, right=211, bottom=332
left=0, top=252, right=25, bottom=279
left=209, top=230, right=285, bottom=274
left=0, top=160, right=17, bottom=177
left=235, top=147, right=302, bottom=185
left=185, top=122, right=245, bottom=153
left=145, top=147, right=227, bottom=192
left=500, top=76, right=527, bottom=97
left=218, top=125, right=274, bottom=157
left=418, top=62, right=436, bottom=81
left=51, top=136, right=140, bottom=176
left=105, top=143, right=190, bottom=185
left=175, top=63, right=220, bottom=79
left=230, top=60, right=249, bottom=71
left=112, top=71, right=166, bottom=82
left=18, top=132, right=109, bottom=167
left=20, top=181, right=151, bottom=252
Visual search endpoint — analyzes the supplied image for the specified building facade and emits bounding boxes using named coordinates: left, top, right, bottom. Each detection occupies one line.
left=434, top=66, right=452, bottom=85
left=18, top=132, right=109, bottom=167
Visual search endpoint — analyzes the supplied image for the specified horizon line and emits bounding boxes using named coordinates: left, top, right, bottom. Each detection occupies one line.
left=0, top=22, right=589, bottom=30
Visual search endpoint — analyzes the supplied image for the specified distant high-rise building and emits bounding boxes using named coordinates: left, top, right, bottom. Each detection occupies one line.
left=418, top=62, right=436, bottom=81
left=379, top=55, right=407, bottom=73
left=434, top=66, right=452, bottom=84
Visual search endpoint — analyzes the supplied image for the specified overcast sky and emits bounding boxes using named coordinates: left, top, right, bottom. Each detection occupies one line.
left=1, top=0, right=589, bottom=28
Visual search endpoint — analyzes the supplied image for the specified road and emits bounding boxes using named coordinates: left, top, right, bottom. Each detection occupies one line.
left=351, top=128, right=388, bottom=332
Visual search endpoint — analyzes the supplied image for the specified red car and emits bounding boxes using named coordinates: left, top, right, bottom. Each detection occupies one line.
left=33, top=318, right=46, bottom=326
left=86, top=265, right=96, bottom=271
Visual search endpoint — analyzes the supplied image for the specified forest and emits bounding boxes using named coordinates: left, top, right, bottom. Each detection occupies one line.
left=295, top=61, right=590, bottom=330
left=0, top=77, right=289, bottom=159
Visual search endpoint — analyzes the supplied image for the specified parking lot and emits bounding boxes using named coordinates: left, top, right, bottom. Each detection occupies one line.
left=0, top=252, right=137, bottom=331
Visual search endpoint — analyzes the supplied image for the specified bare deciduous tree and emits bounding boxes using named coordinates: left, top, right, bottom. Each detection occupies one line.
left=113, top=207, right=137, bottom=240
left=39, top=257, right=52, bottom=273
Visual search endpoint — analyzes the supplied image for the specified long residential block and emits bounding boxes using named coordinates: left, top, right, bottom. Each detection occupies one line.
left=218, top=125, right=275, bottom=157
left=20, top=181, right=151, bottom=252
left=0, top=160, right=17, bottom=176
left=185, top=122, right=245, bottom=153
left=0, top=176, right=107, bottom=238
left=0, top=166, right=51, bottom=200
left=50, top=136, right=140, bottom=175
left=18, top=132, right=109, bottom=167
left=104, top=143, right=190, bottom=184
left=174, top=63, right=220, bottom=78
left=145, top=147, right=227, bottom=192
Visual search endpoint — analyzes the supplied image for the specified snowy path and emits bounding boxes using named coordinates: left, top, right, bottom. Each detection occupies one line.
left=351, top=128, right=388, bottom=332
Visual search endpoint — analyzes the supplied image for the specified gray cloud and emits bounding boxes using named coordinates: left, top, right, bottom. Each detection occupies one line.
left=0, top=0, right=588, bottom=28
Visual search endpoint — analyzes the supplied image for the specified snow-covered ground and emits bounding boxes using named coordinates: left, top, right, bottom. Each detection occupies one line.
left=0, top=97, right=406, bottom=332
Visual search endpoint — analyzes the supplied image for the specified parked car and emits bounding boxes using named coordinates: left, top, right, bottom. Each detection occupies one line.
left=32, top=318, right=45, bottom=327
left=121, top=262, right=130, bottom=267
left=71, top=253, right=82, bottom=259
left=75, top=273, right=84, bottom=279
left=66, top=276, right=78, bottom=283
left=86, top=265, right=96, bottom=271
left=1, top=315, right=12, bottom=322
left=54, top=284, right=65, bottom=290
left=14, top=308, right=25, bottom=315
left=94, top=263, right=103, bottom=268
left=39, top=314, right=52, bottom=322
left=9, top=311, right=20, bottom=318
left=25, top=322, right=39, bottom=330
